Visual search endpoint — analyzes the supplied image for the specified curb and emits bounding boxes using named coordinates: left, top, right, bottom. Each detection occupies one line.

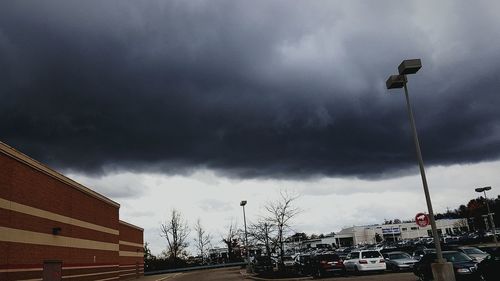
left=240, top=270, right=313, bottom=281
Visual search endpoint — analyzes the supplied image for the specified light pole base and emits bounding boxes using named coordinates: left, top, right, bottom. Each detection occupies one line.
left=431, top=262, right=455, bottom=281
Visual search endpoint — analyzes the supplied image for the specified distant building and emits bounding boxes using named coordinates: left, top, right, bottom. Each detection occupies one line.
left=284, top=218, right=469, bottom=250
left=0, top=141, right=144, bottom=281
left=335, top=218, right=469, bottom=246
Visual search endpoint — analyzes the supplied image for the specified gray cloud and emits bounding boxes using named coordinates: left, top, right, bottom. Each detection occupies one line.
left=1, top=1, right=500, bottom=179
left=198, top=199, right=235, bottom=213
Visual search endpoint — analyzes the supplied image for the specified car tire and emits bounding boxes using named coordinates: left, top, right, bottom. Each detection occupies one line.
left=391, top=264, right=399, bottom=272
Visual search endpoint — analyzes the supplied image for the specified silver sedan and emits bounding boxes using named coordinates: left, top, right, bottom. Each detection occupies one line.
left=383, top=251, right=418, bottom=272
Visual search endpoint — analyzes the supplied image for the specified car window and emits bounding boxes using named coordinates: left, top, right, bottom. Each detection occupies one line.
left=443, top=252, right=473, bottom=263
left=317, top=254, right=339, bottom=261
left=389, top=253, right=411, bottom=260
left=361, top=251, right=381, bottom=258
left=462, top=248, right=485, bottom=255
left=349, top=252, right=359, bottom=259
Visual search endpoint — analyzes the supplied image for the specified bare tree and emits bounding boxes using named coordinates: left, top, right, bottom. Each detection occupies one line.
left=160, top=209, right=190, bottom=261
left=194, top=218, right=212, bottom=263
left=453, top=218, right=469, bottom=231
left=265, top=190, right=301, bottom=268
left=221, top=219, right=241, bottom=262
left=248, top=219, right=277, bottom=259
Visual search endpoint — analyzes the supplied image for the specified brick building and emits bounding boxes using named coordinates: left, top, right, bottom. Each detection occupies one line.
left=0, top=141, right=144, bottom=281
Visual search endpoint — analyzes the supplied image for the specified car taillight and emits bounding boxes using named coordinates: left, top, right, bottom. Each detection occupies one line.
left=359, top=260, right=368, bottom=264
left=379, top=259, right=385, bottom=263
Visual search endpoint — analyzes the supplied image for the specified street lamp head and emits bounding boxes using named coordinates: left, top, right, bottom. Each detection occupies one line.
left=398, top=59, right=422, bottom=75
left=240, top=200, right=247, bottom=206
left=475, top=186, right=492, bottom=193
left=386, top=74, right=406, bottom=89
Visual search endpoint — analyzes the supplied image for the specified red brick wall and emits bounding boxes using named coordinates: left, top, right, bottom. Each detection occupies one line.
left=119, top=221, right=144, bottom=280
left=2, top=153, right=119, bottom=228
left=0, top=145, right=143, bottom=281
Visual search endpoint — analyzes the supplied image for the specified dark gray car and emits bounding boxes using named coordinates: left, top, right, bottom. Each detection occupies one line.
left=383, top=251, right=418, bottom=271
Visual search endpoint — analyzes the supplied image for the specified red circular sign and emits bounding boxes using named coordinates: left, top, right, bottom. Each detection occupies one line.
left=415, top=213, right=429, bottom=227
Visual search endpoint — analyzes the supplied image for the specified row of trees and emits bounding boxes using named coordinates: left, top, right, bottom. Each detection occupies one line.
left=159, top=210, right=212, bottom=263
left=153, top=190, right=301, bottom=269
left=434, top=196, right=500, bottom=231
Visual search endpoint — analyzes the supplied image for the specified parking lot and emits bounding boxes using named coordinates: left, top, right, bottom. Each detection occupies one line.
left=139, top=267, right=416, bottom=281
left=248, top=239, right=499, bottom=281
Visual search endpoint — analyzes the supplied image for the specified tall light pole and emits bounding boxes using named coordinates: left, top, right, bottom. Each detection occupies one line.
left=386, top=59, right=455, bottom=281
left=240, top=200, right=250, bottom=272
left=475, top=186, right=498, bottom=245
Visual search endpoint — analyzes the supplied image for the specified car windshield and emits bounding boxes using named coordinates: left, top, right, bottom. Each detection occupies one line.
left=462, top=248, right=486, bottom=255
left=361, top=251, right=381, bottom=258
left=443, top=252, right=473, bottom=263
left=389, top=253, right=411, bottom=260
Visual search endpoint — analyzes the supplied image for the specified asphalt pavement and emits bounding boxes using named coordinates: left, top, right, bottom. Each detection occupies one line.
left=138, top=267, right=416, bottom=281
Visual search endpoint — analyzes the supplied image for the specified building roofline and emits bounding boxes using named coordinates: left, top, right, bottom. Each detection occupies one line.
left=0, top=141, right=120, bottom=208
left=119, top=220, right=144, bottom=231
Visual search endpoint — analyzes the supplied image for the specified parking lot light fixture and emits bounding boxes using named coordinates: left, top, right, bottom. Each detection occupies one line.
left=475, top=186, right=498, bottom=245
left=240, top=200, right=250, bottom=272
left=386, top=59, right=455, bottom=281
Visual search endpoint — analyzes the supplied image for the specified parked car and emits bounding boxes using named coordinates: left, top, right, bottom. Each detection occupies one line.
left=413, top=248, right=436, bottom=261
left=281, top=256, right=296, bottom=270
left=444, top=235, right=461, bottom=243
left=413, top=251, right=477, bottom=281
left=476, top=248, right=500, bottom=281
left=477, top=246, right=499, bottom=255
left=344, top=250, right=386, bottom=274
left=335, top=247, right=352, bottom=260
left=296, top=253, right=312, bottom=275
left=309, top=252, right=345, bottom=278
left=457, top=246, right=489, bottom=262
left=383, top=251, right=418, bottom=271
left=253, top=256, right=274, bottom=273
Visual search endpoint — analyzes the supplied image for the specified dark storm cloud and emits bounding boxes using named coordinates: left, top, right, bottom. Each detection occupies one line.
left=1, top=1, right=499, bottom=179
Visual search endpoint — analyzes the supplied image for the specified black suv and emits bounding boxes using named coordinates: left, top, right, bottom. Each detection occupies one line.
left=413, top=251, right=477, bottom=281
left=253, top=256, right=274, bottom=273
left=296, top=253, right=312, bottom=275
left=308, top=252, right=345, bottom=278
left=477, top=248, right=500, bottom=281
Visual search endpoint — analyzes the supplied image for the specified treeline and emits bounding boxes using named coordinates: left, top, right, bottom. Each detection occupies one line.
left=144, top=190, right=302, bottom=272
left=434, top=196, right=500, bottom=231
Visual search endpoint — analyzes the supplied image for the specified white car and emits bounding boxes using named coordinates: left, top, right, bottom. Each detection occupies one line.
left=344, top=250, right=386, bottom=273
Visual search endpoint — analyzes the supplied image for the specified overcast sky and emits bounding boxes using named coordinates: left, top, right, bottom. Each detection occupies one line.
left=1, top=1, right=500, bottom=255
